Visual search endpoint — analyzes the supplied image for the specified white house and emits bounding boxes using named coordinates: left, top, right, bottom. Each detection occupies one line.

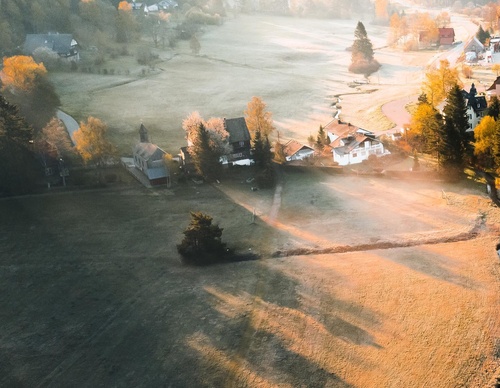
left=133, top=124, right=170, bottom=186
left=283, top=140, right=314, bottom=162
left=324, top=119, right=388, bottom=166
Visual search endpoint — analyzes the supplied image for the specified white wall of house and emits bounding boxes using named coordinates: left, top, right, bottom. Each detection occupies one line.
left=333, top=141, right=385, bottom=166
left=467, top=107, right=485, bottom=131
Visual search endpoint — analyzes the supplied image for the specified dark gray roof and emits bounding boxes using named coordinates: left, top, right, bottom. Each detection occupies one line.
left=467, top=95, right=488, bottom=112
left=23, top=34, right=75, bottom=55
left=224, top=117, right=250, bottom=143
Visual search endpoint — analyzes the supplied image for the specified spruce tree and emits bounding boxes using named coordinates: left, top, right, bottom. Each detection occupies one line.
left=437, top=85, right=470, bottom=175
left=190, top=123, right=221, bottom=182
left=349, top=21, right=380, bottom=76
left=316, top=125, right=328, bottom=150
left=488, top=96, right=500, bottom=119
left=352, top=21, right=374, bottom=62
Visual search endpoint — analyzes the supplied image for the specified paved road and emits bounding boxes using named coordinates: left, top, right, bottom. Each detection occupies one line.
left=381, top=95, right=416, bottom=134
left=56, top=110, right=79, bottom=145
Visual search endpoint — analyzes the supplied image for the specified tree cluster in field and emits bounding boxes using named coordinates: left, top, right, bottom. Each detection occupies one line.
left=349, top=22, right=380, bottom=77
left=177, top=211, right=229, bottom=265
left=401, top=59, right=500, bottom=179
left=182, top=97, right=277, bottom=188
left=388, top=10, right=450, bottom=50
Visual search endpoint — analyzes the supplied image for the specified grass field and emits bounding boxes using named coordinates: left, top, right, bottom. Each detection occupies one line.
left=1, top=168, right=500, bottom=387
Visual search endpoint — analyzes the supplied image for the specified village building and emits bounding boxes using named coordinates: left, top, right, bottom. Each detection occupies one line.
left=463, top=84, right=488, bottom=131
left=23, top=33, right=79, bottom=62
left=221, top=117, right=252, bottom=166
left=438, top=27, right=455, bottom=46
left=324, top=120, right=388, bottom=166
left=486, top=76, right=500, bottom=99
left=283, top=140, right=314, bottom=162
left=132, top=124, right=170, bottom=186
left=463, top=36, right=486, bottom=62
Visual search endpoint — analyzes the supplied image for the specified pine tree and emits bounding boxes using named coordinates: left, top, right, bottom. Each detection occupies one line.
left=476, top=25, right=490, bottom=44
left=252, top=129, right=272, bottom=169
left=349, top=21, right=380, bottom=76
left=190, top=123, right=221, bottom=182
left=436, top=85, right=470, bottom=175
left=488, top=96, right=500, bottom=119
left=177, top=212, right=227, bottom=264
left=315, top=125, right=328, bottom=150
left=352, top=21, right=374, bottom=62
left=0, top=93, right=38, bottom=195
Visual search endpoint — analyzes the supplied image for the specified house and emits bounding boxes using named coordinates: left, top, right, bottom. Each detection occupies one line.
left=144, top=0, right=178, bottom=13
left=324, top=119, right=388, bottom=166
left=463, top=36, right=485, bottom=59
left=283, top=140, right=314, bottom=162
left=486, top=76, right=500, bottom=99
left=463, top=84, right=488, bottom=131
left=133, top=124, right=170, bottom=186
left=23, top=33, right=79, bottom=62
left=222, top=117, right=252, bottom=165
left=438, top=28, right=455, bottom=46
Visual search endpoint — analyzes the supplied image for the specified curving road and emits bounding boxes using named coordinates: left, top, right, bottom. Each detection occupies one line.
left=56, top=110, right=79, bottom=146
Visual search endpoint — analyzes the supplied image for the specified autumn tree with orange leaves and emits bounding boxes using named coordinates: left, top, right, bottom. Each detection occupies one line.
left=0, top=55, right=60, bottom=130
left=74, top=117, right=117, bottom=182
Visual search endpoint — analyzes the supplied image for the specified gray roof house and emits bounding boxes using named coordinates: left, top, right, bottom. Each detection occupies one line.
left=133, top=124, right=170, bottom=186
left=23, top=33, right=79, bottom=61
left=222, top=117, right=252, bottom=165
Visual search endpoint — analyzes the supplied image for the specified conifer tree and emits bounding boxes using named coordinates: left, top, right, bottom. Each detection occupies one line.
left=436, top=85, right=470, bottom=174
left=487, top=96, right=500, bottom=119
left=177, top=212, right=227, bottom=264
left=190, top=123, right=221, bottom=182
left=349, top=21, right=380, bottom=76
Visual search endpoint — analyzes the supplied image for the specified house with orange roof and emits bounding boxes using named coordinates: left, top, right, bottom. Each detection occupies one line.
left=324, top=119, right=388, bottom=166
left=283, top=140, right=314, bottom=162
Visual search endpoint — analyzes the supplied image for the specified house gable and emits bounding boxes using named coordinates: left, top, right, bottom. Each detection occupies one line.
left=438, top=28, right=455, bottom=45
left=23, top=33, right=79, bottom=60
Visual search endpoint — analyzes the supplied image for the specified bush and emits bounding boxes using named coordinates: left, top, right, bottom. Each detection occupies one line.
left=348, top=58, right=381, bottom=76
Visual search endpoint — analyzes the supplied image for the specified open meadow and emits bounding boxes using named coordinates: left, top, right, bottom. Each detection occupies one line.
left=51, top=14, right=449, bottom=155
left=8, top=11, right=499, bottom=387
left=1, top=168, right=500, bottom=387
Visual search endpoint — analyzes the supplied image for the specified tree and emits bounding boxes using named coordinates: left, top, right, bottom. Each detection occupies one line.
left=189, top=123, right=222, bottom=181
left=37, top=117, right=74, bottom=159
left=273, top=141, right=287, bottom=164
left=409, top=94, right=442, bottom=154
left=488, top=96, right=500, bottom=119
left=473, top=115, right=496, bottom=169
left=493, top=120, right=500, bottom=173
left=436, top=85, right=469, bottom=175
left=0, top=55, right=60, bottom=130
left=74, top=117, right=117, bottom=181
left=244, top=96, right=275, bottom=139
left=252, top=129, right=272, bottom=169
left=422, top=59, right=461, bottom=106
left=374, top=0, right=389, bottom=22
left=349, top=21, right=380, bottom=76
left=0, top=93, right=38, bottom=195
left=177, top=211, right=227, bottom=264
left=492, top=64, right=500, bottom=77
left=190, top=35, right=201, bottom=55
left=315, top=125, right=328, bottom=150
left=476, top=25, right=490, bottom=44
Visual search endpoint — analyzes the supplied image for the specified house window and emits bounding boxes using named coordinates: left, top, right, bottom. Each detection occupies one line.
left=352, top=153, right=357, bottom=158
left=239, top=141, right=245, bottom=147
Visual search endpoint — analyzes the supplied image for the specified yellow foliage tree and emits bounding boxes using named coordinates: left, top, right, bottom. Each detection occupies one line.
left=244, top=96, right=275, bottom=139
left=492, top=64, right=500, bottom=76
left=409, top=96, right=441, bottom=153
left=74, top=117, right=117, bottom=172
left=0, top=55, right=47, bottom=92
left=118, top=1, right=132, bottom=10
left=422, top=60, right=461, bottom=106
left=473, top=115, right=496, bottom=168
left=374, top=0, right=388, bottom=21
